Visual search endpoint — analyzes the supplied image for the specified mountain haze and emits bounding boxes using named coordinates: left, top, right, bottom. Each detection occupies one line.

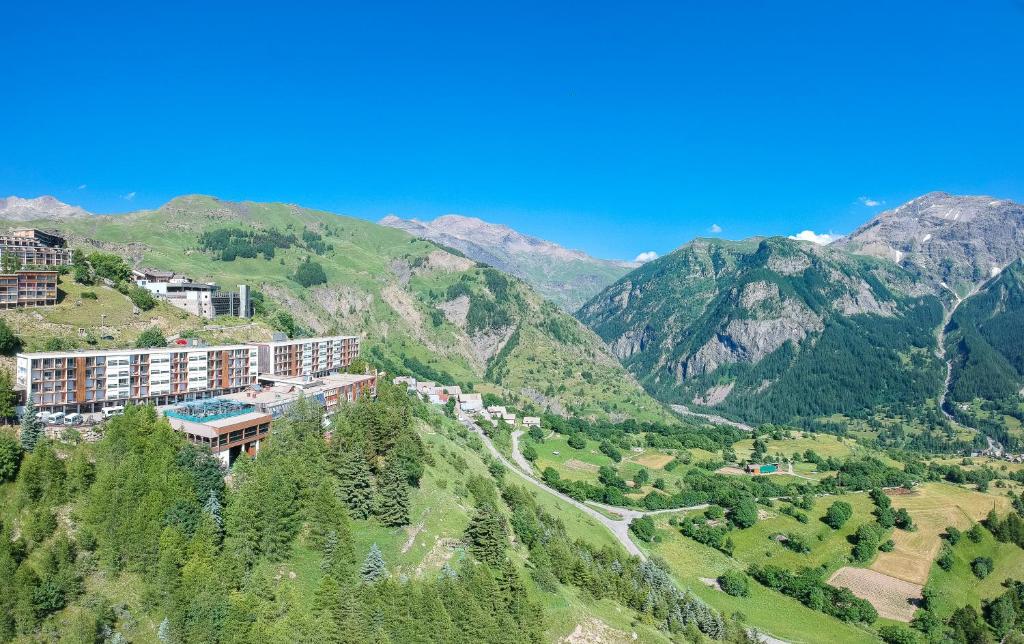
left=0, top=195, right=91, bottom=221
left=380, top=213, right=635, bottom=311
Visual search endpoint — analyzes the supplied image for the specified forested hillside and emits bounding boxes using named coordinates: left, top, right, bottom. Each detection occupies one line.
left=2, top=195, right=672, bottom=423
left=0, top=386, right=747, bottom=643
left=944, top=260, right=1024, bottom=439
left=578, top=237, right=946, bottom=424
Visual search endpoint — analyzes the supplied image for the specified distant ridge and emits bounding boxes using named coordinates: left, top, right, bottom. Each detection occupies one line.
left=0, top=195, right=92, bottom=221
left=380, top=213, right=635, bottom=312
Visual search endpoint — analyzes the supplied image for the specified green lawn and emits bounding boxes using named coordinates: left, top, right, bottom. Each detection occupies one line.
left=924, top=525, right=1024, bottom=619
left=734, top=431, right=855, bottom=462
left=728, top=492, right=878, bottom=575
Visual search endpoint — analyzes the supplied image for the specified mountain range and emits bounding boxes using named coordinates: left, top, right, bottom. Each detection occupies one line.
left=0, top=195, right=672, bottom=424
left=380, top=214, right=635, bottom=312
left=4, top=190, right=1023, bottom=432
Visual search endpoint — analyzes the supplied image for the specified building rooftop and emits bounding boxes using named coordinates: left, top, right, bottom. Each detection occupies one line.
left=164, top=398, right=257, bottom=423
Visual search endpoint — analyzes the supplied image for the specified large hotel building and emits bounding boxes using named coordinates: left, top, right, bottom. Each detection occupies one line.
left=16, top=334, right=362, bottom=414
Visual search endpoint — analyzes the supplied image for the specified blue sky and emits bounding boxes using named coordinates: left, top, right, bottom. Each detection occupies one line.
left=2, top=1, right=1023, bottom=261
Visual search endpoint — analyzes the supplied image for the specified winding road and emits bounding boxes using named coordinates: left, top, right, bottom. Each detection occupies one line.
left=466, top=419, right=701, bottom=558
left=482, top=422, right=786, bottom=644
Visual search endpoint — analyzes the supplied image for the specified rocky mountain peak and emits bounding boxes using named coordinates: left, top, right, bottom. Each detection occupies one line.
left=0, top=195, right=92, bottom=221
left=836, top=192, right=1024, bottom=295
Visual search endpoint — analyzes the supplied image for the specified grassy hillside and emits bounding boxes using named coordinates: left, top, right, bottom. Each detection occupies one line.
left=5, top=195, right=673, bottom=423
left=578, top=236, right=946, bottom=425
left=0, top=274, right=276, bottom=375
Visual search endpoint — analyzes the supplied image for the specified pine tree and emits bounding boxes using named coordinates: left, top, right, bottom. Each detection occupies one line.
left=0, top=369, right=16, bottom=421
left=336, top=447, right=373, bottom=519
left=203, top=489, right=222, bottom=531
left=372, top=458, right=409, bottom=527
left=464, top=503, right=508, bottom=566
left=19, top=400, right=43, bottom=452
left=157, top=617, right=171, bottom=642
left=360, top=543, right=388, bottom=583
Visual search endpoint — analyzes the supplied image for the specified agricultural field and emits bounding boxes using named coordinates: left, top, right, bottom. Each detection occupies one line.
left=871, top=483, right=1011, bottom=586
left=643, top=513, right=880, bottom=644
left=825, top=483, right=1014, bottom=622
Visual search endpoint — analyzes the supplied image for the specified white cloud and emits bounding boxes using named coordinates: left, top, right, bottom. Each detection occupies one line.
left=709, top=223, right=723, bottom=233
left=858, top=196, right=883, bottom=207
left=122, top=191, right=136, bottom=201
left=77, top=184, right=87, bottom=190
left=633, top=251, right=658, bottom=263
left=788, top=230, right=841, bottom=245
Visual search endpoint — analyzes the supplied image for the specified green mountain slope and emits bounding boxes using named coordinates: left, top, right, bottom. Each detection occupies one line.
left=11, top=195, right=671, bottom=422
left=380, top=214, right=634, bottom=312
left=946, top=260, right=1024, bottom=407
left=578, top=237, right=946, bottom=423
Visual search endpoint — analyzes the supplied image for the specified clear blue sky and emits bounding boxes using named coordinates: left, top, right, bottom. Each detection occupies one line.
left=2, top=1, right=1023, bottom=261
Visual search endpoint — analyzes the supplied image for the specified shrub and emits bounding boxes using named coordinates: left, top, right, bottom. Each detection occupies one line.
left=731, top=498, right=759, bottom=529
left=0, top=319, right=22, bottom=356
left=967, top=523, right=984, bottom=543
left=936, top=548, right=953, bottom=570
left=135, top=328, right=167, bottom=348
left=879, top=623, right=920, bottom=644
left=823, top=500, right=853, bottom=529
left=944, top=526, right=962, bottom=545
left=971, top=556, right=993, bottom=579
left=80, top=291, right=98, bottom=300
left=879, top=539, right=895, bottom=552
left=629, top=516, right=656, bottom=543
left=292, top=259, right=328, bottom=287
left=567, top=434, right=586, bottom=450
left=894, top=508, right=915, bottom=531
left=718, top=570, right=750, bottom=597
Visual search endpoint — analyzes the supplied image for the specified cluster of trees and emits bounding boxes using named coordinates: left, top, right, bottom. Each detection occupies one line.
left=197, top=226, right=303, bottom=261
left=747, top=564, right=878, bottom=624
left=498, top=482, right=746, bottom=640
left=443, top=270, right=521, bottom=336
left=70, top=251, right=156, bottom=310
left=984, top=509, right=1024, bottom=551
left=542, top=413, right=745, bottom=455
left=911, top=577, right=1024, bottom=643
left=818, top=457, right=914, bottom=493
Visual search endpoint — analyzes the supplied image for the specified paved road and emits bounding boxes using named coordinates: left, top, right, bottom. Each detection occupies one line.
left=509, top=430, right=534, bottom=474
left=462, top=417, right=647, bottom=557
left=466, top=417, right=790, bottom=643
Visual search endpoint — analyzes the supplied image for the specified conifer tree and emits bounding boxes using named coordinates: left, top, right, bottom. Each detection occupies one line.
left=360, top=543, right=388, bottom=583
left=0, top=369, right=16, bottom=421
left=203, top=488, right=222, bottom=532
left=157, top=617, right=171, bottom=642
left=373, top=458, right=410, bottom=527
left=19, top=400, right=43, bottom=453
left=336, top=447, right=373, bottom=519
left=464, top=503, right=508, bottom=566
